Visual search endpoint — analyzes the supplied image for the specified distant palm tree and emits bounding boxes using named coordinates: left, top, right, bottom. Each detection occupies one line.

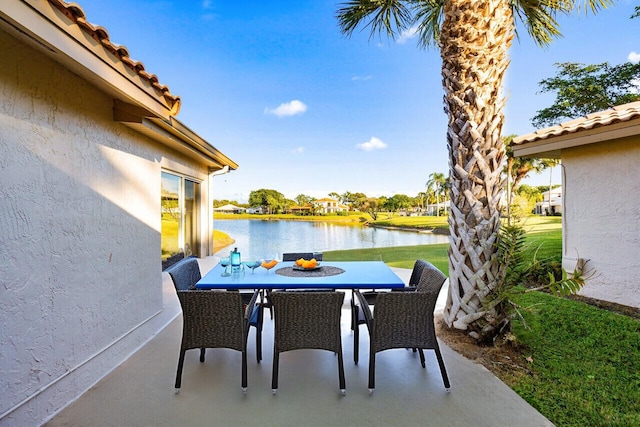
left=426, top=172, right=447, bottom=216
left=337, top=0, right=613, bottom=342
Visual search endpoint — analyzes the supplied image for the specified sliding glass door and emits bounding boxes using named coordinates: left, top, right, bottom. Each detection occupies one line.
left=161, top=172, right=200, bottom=261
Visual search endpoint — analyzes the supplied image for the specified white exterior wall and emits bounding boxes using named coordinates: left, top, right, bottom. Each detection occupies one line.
left=562, top=136, right=640, bottom=308
left=0, top=31, right=210, bottom=424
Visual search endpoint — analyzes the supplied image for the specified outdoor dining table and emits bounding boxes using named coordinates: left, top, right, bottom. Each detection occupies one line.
left=195, top=261, right=405, bottom=290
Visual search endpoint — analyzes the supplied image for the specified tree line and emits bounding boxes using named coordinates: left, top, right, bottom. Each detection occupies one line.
left=213, top=181, right=554, bottom=221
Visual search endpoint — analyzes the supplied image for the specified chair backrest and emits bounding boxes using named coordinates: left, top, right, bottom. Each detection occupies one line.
left=367, top=292, right=438, bottom=352
left=271, top=291, right=344, bottom=353
left=282, top=252, right=323, bottom=262
left=177, top=290, right=246, bottom=351
left=415, top=261, right=447, bottom=294
left=166, top=257, right=201, bottom=291
left=408, top=259, right=428, bottom=286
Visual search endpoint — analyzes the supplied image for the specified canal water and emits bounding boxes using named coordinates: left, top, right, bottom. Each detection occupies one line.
left=213, top=219, right=448, bottom=261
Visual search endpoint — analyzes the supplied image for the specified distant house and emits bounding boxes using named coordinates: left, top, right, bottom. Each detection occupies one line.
left=513, top=101, right=640, bottom=309
left=0, top=1, right=237, bottom=424
left=289, top=205, right=313, bottom=215
left=314, top=198, right=347, bottom=214
left=214, top=203, right=246, bottom=214
left=534, top=187, right=562, bottom=216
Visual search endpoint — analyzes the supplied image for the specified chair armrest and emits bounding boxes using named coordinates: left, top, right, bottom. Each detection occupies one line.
left=243, top=289, right=260, bottom=321
left=354, top=290, right=374, bottom=325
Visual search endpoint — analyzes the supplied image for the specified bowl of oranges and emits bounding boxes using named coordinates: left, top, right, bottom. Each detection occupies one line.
left=292, top=257, right=320, bottom=270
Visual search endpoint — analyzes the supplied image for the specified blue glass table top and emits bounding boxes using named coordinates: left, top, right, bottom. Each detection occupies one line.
left=195, top=261, right=405, bottom=290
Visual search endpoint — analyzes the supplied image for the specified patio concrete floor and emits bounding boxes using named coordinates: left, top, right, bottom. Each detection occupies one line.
left=46, top=258, right=553, bottom=427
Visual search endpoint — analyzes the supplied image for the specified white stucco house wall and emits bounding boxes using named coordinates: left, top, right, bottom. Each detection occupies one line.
left=513, top=101, right=640, bottom=309
left=0, top=1, right=237, bottom=425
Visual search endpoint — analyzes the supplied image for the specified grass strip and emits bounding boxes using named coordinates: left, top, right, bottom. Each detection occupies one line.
left=510, top=291, right=640, bottom=426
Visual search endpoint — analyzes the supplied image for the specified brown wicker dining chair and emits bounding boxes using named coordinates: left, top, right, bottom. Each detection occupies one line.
left=174, top=289, right=259, bottom=393
left=355, top=267, right=450, bottom=393
left=351, top=259, right=445, bottom=364
left=166, top=257, right=263, bottom=364
left=260, top=252, right=324, bottom=320
left=270, top=291, right=346, bottom=395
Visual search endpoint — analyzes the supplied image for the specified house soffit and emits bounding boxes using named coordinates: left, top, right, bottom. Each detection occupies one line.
left=114, top=100, right=238, bottom=171
left=1, top=0, right=238, bottom=171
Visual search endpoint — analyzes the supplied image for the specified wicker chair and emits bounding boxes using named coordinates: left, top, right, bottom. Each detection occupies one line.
left=166, top=257, right=263, bottom=363
left=270, top=291, right=346, bottom=395
left=282, top=252, right=323, bottom=262
left=351, top=259, right=444, bottom=364
left=174, top=289, right=259, bottom=393
left=260, top=252, right=324, bottom=320
left=165, top=256, right=201, bottom=291
left=355, top=267, right=450, bottom=392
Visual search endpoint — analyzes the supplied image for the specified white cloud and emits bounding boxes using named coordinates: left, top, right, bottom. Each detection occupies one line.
left=292, top=147, right=304, bottom=154
left=352, top=75, right=373, bottom=81
left=356, top=137, right=387, bottom=151
left=628, top=51, right=640, bottom=64
left=397, top=26, right=418, bottom=44
left=264, top=100, right=307, bottom=117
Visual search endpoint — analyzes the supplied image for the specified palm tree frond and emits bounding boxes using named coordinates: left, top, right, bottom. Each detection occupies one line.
left=336, top=0, right=414, bottom=41
left=578, top=0, right=616, bottom=15
left=410, top=0, right=444, bottom=48
left=512, top=0, right=564, bottom=47
left=512, top=0, right=613, bottom=47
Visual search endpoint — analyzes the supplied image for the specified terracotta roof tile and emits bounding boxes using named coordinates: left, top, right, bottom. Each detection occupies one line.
left=513, top=101, right=640, bottom=145
left=48, top=0, right=180, bottom=114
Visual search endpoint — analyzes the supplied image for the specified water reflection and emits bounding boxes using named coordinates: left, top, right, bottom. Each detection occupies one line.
left=213, top=219, right=448, bottom=261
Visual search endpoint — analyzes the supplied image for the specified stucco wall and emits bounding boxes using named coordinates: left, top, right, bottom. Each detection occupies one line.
left=562, top=136, right=640, bottom=308
left=0, top=31, right=208, bottom=424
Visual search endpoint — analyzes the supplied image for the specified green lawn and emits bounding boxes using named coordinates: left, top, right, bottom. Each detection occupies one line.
left=324, top=216, right=639, bottom=426
left=510, top=292, right=640, bottom=426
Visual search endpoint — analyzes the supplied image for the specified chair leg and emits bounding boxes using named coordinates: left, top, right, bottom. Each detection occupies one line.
left=368, top=350, right=376, bottom=392
left=350, top=292, right=356, bottom=330
left=433, top=344, right=451, bottom=390
left=256, top=306, right=263, bottom=363
left=199, top=348, right=206, bottom=362
left=175, top=349, right=186, bottom=390
left=337, top=347, right=346, bottom=395
left=242, top=348, right=248, bottom=392
left=351, top=307, right=360, bottom=365
left=418, top=348, right=426, bottom=368
left=271, top=351, right=279, bottom=394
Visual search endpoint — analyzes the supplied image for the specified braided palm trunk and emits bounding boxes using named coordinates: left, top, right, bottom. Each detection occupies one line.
left=440, top=0, right=513, bottom=342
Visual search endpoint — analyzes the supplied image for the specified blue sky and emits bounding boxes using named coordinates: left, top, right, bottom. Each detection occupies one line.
left=77, top=1, right=638, bottom=203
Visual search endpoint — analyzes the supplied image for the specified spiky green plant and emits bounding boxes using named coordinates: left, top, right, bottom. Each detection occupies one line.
left=469, top=223, right=589, bottom=343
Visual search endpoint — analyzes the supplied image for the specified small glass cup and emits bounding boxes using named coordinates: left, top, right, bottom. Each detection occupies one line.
left=219, top=257, right=231, bottom=277
left=245, top=261, right=261, bottom=274
left=261, top=258, right=278, bottom=274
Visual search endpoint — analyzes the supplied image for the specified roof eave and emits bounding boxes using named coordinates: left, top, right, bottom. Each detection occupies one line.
left=512, top=119, right=640, bottom=159
left=1, top=0, right=178, bottom=118
left=1, top=0, right=237, bottom=172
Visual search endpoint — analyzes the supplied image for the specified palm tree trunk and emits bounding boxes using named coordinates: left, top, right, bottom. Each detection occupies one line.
left=441, top=0, right=513, bottom=342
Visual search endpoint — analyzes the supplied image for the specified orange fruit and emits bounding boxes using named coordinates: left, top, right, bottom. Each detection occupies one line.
left=296, top=258, right=305, bottom=266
